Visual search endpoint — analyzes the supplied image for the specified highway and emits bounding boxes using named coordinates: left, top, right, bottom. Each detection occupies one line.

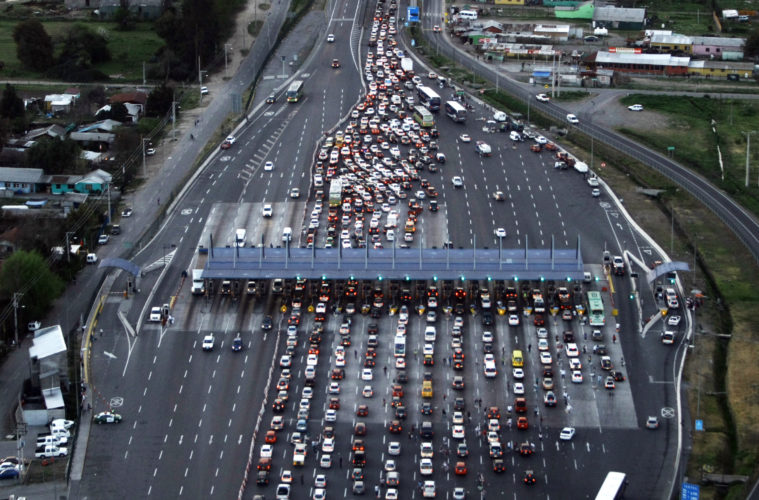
left=417, top=0, right=759, bottom=265
left=77, top=0, right=688, bottom=498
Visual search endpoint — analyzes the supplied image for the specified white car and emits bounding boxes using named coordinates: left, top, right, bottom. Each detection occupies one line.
left=361, top=369, right=373, bottom=381
left=536, top=327, right=548, bottom=338
left=423, top=481, right=436, bottom=498
left=569, top=358, right=582, bottom=370
left=385, top=459, right=397, bottom=471
left=540, top=351, right=552, bottom=365
left=475, top=141, right=492, bottom=156
left=264, top=161, right=274, bottom=171
left=149, top=307, right=162, bottom=322
left=423, top=343, right=434, bottom=356
left=313, top=488, right=327, bottom=500
left=560, top=427, right=576, bottom=441
left=508, top=314, right=519, bottom=326
left=668, top=315, right=682, bottom=326
left=538, top=338, right=549, bottom=351
left=307, top=354, right=318, bottom=366
left=290, top=188, right=300, bottom=198
left=260, top=444, right=273, bottom=458
left=320, top=454, right=331, bottom=468
left=315, top=474, right=327, bottom=488
left=482, top=331, right=494, bottom=343
left=302, top=387, right=314, bottom=399
left=493, top=111, right=507, bottom=122
left=512, top=368, right=524, bottom=380
left=322, top=438, right=335, bottom=453
left=451, top=176, right=463, bottom=188
left=202, top=334, right=215, bottom=351
left=327, top=33, right=335, bottom=42
left=495, top=227, right=507, bottom=238
left=280, top=355, right=292, bottom=368
left=395, top=357, right=406, bottom=369
left=262, top=203, right=273, bottom=217
left=628, top=104, right=644, bottom=111
left=420, top=458, right=434, bottom=475
left=571, top=370, right=583, bottom=383
left=565, top=343, right=579, bottom=357
left=324, top=409, right=337, bottom=422
left=388, top=441, right=401, bottom=456
left=513, top=382, right=525, bottom=394
left=536, top=93, right=550, bottom=102
left=276, top=483, right=290, bottom=499
left=97, top=234, right=109, bottom=245
left=459, top=134, right=471, bottom=143
left=335, top=355, right=346, bottom=367
left=535, top=136, right=548, bottom=145
left=452, top=411, right=464, bottom=424
left=452, top=425, right=465, bottom=439
left=421, top=442, right=434, bottom=458
left=328, top=382, right=340, bottom=394
left=566, top=113, right=579, bottom=124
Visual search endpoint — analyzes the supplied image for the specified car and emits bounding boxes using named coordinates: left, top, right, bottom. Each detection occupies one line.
left=331, top=58, right=341, bottom=68
left=149, top=307, right=162, bottom=322
left=98, top=234, right=109, bottom=245
left=539, top=351, right=552, bottom=365
left=354, top=422, right=367, bottom=436
left=592, top=188, right=601, bottom=197
left=328, top=382, right=340, bottom=394
left=453, top=487, right=466, bottom=500
left=459, top=133, right=471, bottom=143
left=452, top=425, right=465, bottom=439
left=514, top=382, right=525, bottom=394
left=276, top=483, right=291, bottom=499
left=200, top=86, right=209, bottom=95
left=395, top=357, right=406, bottom=369
left=315, top=474, right=327, bottom=488
left=361, top=368, right=373, bottom=381
left=569, top=358, right=582, bottom=370
left=536, top=93, right=550, bottom=102
left=262, top=203, right=273, bottom=217
left=493, top=190, right=505, bottom=201
left=279, top=355, right=292, bottom=368
left=325, top=409, right=337, bottom=422
left=572, top=370, right=583, bottom=383
left=536, top=327, right=548, bottom=338
left=320, top=454, right=332, bottom=469
left=266, top=94, right=276, bottom=104
left=260, top=444, right=273, bottom=458
left=559, top=427, right=576, bottom=440
left=94, top=411, right=122, bottom=424
left=422, top=480, right=436, bottom=498
left=668, top=315, right=682, bottom=326
left=290, top=188, right=300, bottom=198
left=565, top=343, right=579, bottom=357
left=451, top=176, right=463, bottom=188
left=452, top=376, right=465, bottom=390
left=362, top=385, right=373, bottom=397
left=270, top=416, right=284, bottom=430
left=628, top=104, right=644, bottom=112
left=121, top=207, right=133, bottom=217
left=495, top=227, right=507, bottom=238
left=601, top=356, right=613, bottom=370
left=327, top=33, right=335, bottom=42
left=646, top=416, right=659, bottom=429
left=202, top=334, right=215, bottom=351
left=544, top=391, right=557, bottom=407
left=388, top=441, right=401, bottom=455
left=296, top=419, right=307, bottom=432
left=420, top=441, right=434, bottom=458
left=566, top=113, right=579, bottom=124
left=50, top=419, right=75, bottom=430
left=388, top=420, right=402, bottom=433
left=264, top=161, right=274, bottom=171
left=605, top=376, right=616, bottom=389
left=475, top=141, right=492, bottom=156
left=420, top=458, right=434, bottom=475
left=611, top=370, right=626, bottom=381
left=433, top=25, right=442, bottom=32
left=542, top=376, right=553, bottom=390
left=513, top=368, right=525, bottom=380
left=508, top=314, right=520, bottom=326
left=386, top=488, right=399, bottom=499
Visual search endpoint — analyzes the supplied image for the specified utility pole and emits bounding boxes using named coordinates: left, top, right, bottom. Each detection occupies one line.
left=224, top=44, right=232, bottom=78
left=142, top=136, right=147, bottom=177
left=743, top=131, right=756, bottom=187
left=12, top=292, right=22, bottom=347
left=65, top=232, right=75, bottom=263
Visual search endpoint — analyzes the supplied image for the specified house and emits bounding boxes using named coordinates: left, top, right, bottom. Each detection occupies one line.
left=494, top=0, right=524, bottom=4
left=534, top=24, right=570, bottom=42
left=0, top=227, right=21, bottom=256
left=688, top=60, right=756, bottom=79
left=690, top=36, right=744, bottom=61
left=24, top=325, right=68, bottom=425
left=593, top=6, right=646, bottom=30
left=650, top=33, right=693, bottom=54
left=49, top=169, right=112, bottom=195
left=0, top=167, right=45, bottom=194
left=590, top=51, right=690, bottom=76
left=24, top=125, right=68, bottom=142
left=43, top=90, right=80, bottom=114
left=481, top=20, right=504, bottom=34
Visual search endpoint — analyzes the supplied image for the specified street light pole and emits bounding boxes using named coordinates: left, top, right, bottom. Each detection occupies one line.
left=742, top=130, right=756, bottom=187
left=12, top=292, right=22, bottom=347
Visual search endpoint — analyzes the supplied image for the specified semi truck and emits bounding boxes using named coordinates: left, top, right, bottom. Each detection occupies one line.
left=191, top=269, right=205, bottom=295
left=401, top=57, right=414, bottom=76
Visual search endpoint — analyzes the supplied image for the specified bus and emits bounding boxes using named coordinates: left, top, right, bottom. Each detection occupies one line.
left=587, top=291, right=606, bottom=327
left=444, top=100, right=467, bottom=123
left=286, top=80, right=304, bottom=103
left=595, top=471, right=627, bottom=500
left=417, top=86, right=441, bottom=111
left=394, top=335, right=406, bottom=357
left=413, top=106, right=435, bottom=128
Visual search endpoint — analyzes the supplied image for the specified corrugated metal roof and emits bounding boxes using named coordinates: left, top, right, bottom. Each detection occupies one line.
left=594, top=6, right=645, bottom=23
left=690, top=36, right=744, bottom=48
left=596, top=51, right=690, bottom=67
left=29, top=325, right=66, bottom=360
left=0, top=167, right=45, bottom=183
left=650, top=33, right=692, bottom=45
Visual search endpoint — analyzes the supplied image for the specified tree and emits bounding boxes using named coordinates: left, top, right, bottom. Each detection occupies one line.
left=745, top=28, right=759, bottom=59
left=0, top=85, right=27, bottom=134
left=51, top=24, right=111, bottom=81
left=26, top=138, right=81, bottom=175
left=146, top=84, right=176, bottom=117
left=0, top=250, right=65, bottom=321
left=13, top=20, right=54, bottom=72
left=113, top=4, right=136, bottom=31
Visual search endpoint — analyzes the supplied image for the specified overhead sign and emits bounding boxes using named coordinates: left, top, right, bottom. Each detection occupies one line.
left=407, top=6, right=419, bottom=22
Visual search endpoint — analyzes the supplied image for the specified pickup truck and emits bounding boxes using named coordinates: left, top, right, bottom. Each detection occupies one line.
left=37, top=434, right=68, bottom=446
left=35, top=445, right=68, bottom=458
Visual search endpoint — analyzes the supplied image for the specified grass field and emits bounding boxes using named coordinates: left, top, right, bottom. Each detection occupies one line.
left=0, top=20, right=162, bottom=81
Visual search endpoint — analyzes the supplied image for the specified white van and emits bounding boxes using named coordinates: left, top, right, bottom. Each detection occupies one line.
left=314, top=174, right=324, bottom=187
left=282, top=227, right=293, bottom=242
left=235, top=228, right=246, bottom=247
left=424, top=326, right=436, bottom=342
left=484, top=359, right=497, bottom=378
left=509, top=131, right=522, bottom=142
left=86, top=253, right=98, bottom=264
left=459, top=9, right=478, bottom=20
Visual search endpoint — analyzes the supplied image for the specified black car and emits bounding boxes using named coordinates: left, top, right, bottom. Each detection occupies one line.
left=420, top=421, right=434, bottom=438
left=421, top=402, right=433, bottom=415
left=593, top=344, right=608, bottom=355
left=261, top=315, right=273, bottom=330
left=395, top=405, right=407, bottom=419
left=395, top=372, right=408, bottom=384
left=481, top=311, right=494, bottom=326
left=265, top=95, right=276, bottom=104
left=256, top=470, right=269, bottom=486
left=454, top=398, right=466, bottom=411
left=367, top=323, right=379, bottom=334
left=483, top=343, right=494, bottom=354
left=563, top=330, right=575, bottom=343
